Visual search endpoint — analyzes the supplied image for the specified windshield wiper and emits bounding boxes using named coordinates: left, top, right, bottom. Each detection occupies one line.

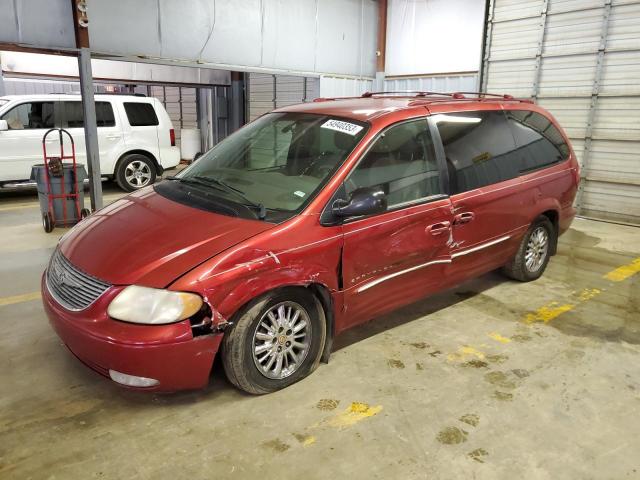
left=167, top=175, right=266, bottom=220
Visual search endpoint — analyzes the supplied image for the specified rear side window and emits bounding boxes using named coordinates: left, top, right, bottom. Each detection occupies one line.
left=434, top=111, right=520, bottom=194
left=124, top=102, right=159, bottom=126
left=505, top=110, right=569, bottom=174
left=0, top=102, right=54, bottom=130
left=346, top=119, right=442, bottom=208
left=63, top=101, right=115, bottom=128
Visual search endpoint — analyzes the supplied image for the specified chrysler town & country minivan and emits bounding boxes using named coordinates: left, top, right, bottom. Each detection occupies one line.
left=42, top=92, right=579, bottom=393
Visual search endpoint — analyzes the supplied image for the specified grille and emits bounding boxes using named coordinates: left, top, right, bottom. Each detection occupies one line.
left=46, top=249, right=111, bottom=311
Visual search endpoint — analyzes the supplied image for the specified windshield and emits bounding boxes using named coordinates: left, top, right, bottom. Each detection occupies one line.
left=172, top=112, right=368, bottom=219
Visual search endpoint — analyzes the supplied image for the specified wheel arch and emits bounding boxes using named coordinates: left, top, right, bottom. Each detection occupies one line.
left=218, top=281, right=336, bottom=364
left=539, top=208, right=559, bottom=255
left=116, top=150, right=163, bottom=177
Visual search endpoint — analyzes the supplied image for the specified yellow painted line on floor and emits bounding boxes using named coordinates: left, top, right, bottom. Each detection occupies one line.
left=314, top=402, right=383, bottom=430
left=302, top=436, right=316, bottom=447
left=524, top=257, right=640, bottom=324
left=488, top=332, right=511, bottom=344
left=0, top=291, right=41, bottom=307
left=603, top=257, right=640, bottom=282
left=578, top=288, right=601, bottom=301
left=447, top=345, right=486, bottom=362
left=524, top=301, right=576, bottom=324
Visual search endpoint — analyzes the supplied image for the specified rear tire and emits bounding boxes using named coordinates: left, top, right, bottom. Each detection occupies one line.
left=502, top=216, right=555, bottom=282
left=221, top=288, right=326, bottom=395
left=115, top=154, right=156, bottom=192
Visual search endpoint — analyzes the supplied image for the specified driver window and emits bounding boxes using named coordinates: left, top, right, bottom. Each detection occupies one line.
left=0, top=102, right=55, bottom=130
left=345, top=119, right=442, bottom=209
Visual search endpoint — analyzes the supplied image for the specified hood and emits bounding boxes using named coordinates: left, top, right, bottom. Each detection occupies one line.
left=59, top=188, right=274, bottom=288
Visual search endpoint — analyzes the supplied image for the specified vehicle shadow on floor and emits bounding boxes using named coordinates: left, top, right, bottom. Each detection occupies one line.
left=333, top=271, right=506, bottom=352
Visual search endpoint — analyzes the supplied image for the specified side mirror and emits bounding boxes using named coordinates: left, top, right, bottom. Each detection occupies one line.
left=0, top=120, right=8, bottom=131
left=332, top=186, right=387, bottom=218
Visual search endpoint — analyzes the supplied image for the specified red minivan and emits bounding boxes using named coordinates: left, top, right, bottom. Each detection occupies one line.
left=42, top=92, right=579, bottom=394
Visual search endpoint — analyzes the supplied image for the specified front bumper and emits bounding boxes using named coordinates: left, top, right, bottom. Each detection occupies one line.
left=42, top=274, right=222, bottom=392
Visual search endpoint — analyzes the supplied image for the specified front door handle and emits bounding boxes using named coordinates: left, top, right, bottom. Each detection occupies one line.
left=454, top=212, right=475, bottom=225
left=427, top=221, right=451, bottom=236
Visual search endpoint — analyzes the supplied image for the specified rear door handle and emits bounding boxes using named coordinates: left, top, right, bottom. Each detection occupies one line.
left=106, top=134, right=120, bottom=140
left=454, top=212, right=475, bottom=225
left=426, top=221, right=451, bottom=236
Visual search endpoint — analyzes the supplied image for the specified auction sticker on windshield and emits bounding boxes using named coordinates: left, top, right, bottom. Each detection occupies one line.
left=321, top=119, right=364, bottom=136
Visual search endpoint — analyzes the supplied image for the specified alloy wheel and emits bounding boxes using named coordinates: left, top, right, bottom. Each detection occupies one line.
left=252, top=301, right=312, bottom=379
left=124, top=160, right=152, bottom=188
left=525, top=226, right=549, bottom=272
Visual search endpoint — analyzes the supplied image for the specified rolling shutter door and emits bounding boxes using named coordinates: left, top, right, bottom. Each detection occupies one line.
left=248, top=73, right=320, bottom=122
left=483, top=0, right=640, bottom=224
left=149, top=86, right=198, bottom=149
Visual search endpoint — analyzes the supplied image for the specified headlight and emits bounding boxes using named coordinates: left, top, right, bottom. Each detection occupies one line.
left=107, top=285, right=203, bottom=325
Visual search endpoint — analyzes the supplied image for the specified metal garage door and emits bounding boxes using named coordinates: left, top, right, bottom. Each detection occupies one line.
left=149, top=86, right=199, bottom=147
left=482, top=0, right=640, bottom=224
left=248, top=73, right=320, bottom=122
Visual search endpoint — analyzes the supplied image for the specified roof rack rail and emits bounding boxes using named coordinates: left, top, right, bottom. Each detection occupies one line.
left=452, top=91, right=514, bottom=100
left=361, top=90, right=532, bottom=101
left=361, top=91, right=465, bottom=99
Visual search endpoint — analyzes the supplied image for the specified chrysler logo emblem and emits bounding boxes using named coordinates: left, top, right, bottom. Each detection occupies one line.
left=50, top=263, right=82, bottom=290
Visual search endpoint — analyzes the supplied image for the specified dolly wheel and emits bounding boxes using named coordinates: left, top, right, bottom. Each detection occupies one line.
left=81, top=208, right=91, bottom=219
left=43, top=212, right=54, bottom=233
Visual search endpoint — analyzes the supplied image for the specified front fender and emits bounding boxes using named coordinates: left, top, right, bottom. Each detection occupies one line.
left=170, top=229, right=344, bottom=325
left=212, top=264, right=337, bottom=322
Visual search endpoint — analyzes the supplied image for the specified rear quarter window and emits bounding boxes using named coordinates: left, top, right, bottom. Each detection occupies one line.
left=124, top=102, right=159, bottom=127
left=505, top=110, right=570, bottom=174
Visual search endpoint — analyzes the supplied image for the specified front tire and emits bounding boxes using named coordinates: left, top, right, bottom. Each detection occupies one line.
left=221, top=288, right=326, bottom=394
left=115, top=154, right=156, bottom=192
left=502, top=216, right=555, bottom=282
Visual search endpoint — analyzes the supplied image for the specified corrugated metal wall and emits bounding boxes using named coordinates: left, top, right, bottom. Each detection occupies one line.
left=149, top=86, right=199, bottom=148
left=482, top=0, right=640, bottom=224
left=248, top=74, right=320, bottom=122
left=384, top=74, right=479, bottom=93
left=319, top=76, right=374, bottom=97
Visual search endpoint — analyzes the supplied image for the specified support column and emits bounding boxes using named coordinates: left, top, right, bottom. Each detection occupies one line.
left=0, top=59, right=5, bottom=96
left=229, top=71, right=245, bottom=132
left=480, top=0, right=496, bottom=92
left=374, top=0, right=387, bottom=92
left=77, top=48, right=102, bottom=210
left=71, top=0, right=102, bottom=210
left=196, top=88, right=213, bottom=153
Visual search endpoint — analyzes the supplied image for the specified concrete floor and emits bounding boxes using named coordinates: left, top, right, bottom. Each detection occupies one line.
left=1, top=185, right=639, bottom=480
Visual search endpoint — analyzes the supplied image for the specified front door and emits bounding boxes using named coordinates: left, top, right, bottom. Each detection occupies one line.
left=0, top=100, right=56, bottom=182
left=339, top=118, right=453, bottom=329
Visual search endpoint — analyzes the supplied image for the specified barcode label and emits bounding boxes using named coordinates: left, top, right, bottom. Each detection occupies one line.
left=321, top=119, right=364, bottom=136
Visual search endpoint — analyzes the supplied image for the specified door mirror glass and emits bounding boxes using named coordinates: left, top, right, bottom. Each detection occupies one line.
left=332, top=186, right=387, bottom=218
left=0, top=120, right=7, bottom=131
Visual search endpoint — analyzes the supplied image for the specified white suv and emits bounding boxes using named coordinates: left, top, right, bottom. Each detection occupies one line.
left=0, top=94, right=181, bottom=191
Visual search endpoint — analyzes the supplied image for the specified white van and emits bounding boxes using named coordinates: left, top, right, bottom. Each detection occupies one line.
left=0, top=94, right=181, bottom=191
